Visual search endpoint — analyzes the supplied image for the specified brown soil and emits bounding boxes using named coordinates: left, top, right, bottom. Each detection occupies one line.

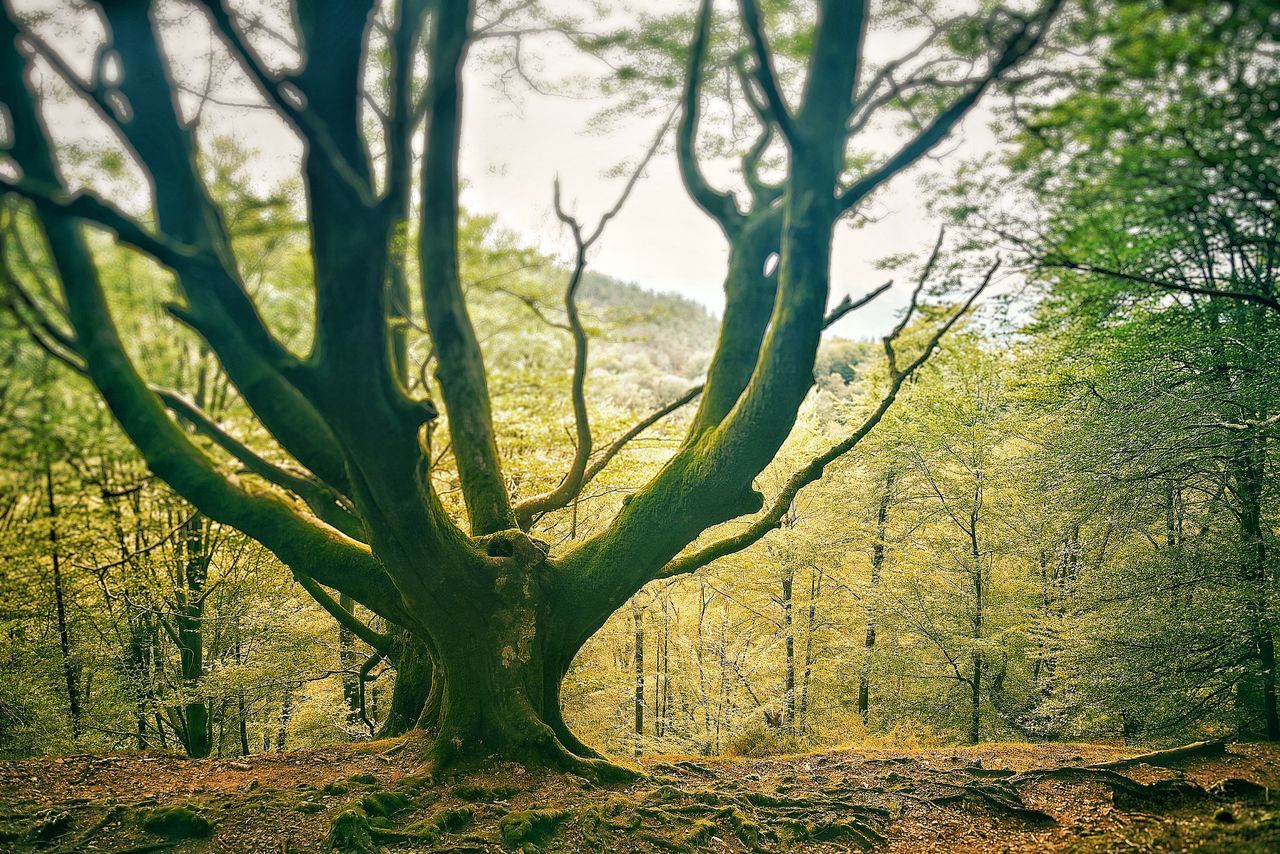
left=1, top=737, right=1277, bottom=852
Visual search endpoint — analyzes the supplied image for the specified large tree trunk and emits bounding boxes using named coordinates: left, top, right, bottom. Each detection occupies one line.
left=402, top=539, right=631, bottom=780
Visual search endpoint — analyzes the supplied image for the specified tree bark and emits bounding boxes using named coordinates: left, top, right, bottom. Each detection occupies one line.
left=1237, top=436, right=1278, bottom=739
left=377, top=631, right=435, bottom=739
left=174, top=514, right=212, bottom=758
left=632, top=603, right=645, bottom=755
left=859, top=469, right=894, bottom=723
left=45, top=459, right=81, bottom=739
left=781, top=565, right=796, bottom=730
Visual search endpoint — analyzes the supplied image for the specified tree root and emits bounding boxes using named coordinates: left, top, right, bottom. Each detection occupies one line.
left=1085, top=739, right=1228, bottom=771
left=920, top=779, right=1058, bottom=826
left=1010, top=764, right=1207, bottom=808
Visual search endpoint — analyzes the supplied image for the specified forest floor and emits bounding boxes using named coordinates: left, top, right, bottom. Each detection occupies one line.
left=1, top=737, right=1278, bottom=852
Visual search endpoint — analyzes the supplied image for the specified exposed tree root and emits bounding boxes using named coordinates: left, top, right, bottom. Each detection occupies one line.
left=1083, top=739, right=1227, bottom=771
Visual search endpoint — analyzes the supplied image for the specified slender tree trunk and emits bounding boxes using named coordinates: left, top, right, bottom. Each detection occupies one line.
left=968, top=476, right=985, bottom=746
left=781, top=566, right=796, bottom=730
left=338, top=593, right=362, bottom=727
left=45, top=459, right=81, bottom=738
left=1237, top=437, right=1278, bottom=739
left=656, top=597, right=670, bottom=739
left=798, top=569, right=820, bottom=725
left=235, top=630, right=250, bottom=755
left=632, top=603, right=644, bottom=756
left=858, top=469, right=894, bottom=723
left=175, top=514, right=212, bottom=758
left=276, top=685, right=293, bottom=751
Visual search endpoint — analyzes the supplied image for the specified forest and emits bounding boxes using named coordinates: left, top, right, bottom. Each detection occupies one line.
left=0, top=0, right=1277, bottom=850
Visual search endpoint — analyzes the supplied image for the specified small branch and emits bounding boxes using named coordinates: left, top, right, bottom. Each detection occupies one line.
left=838, top=0, right=1064, bottom=214
left=738, top=0, right=796, bottom=142
left=1042, top=258, right=1280, bottom=313
left=294, top=575, right=392, bottom=655
left=822, top=279, right=893, bottom=328
left=0, top=178, right=205, bottom=272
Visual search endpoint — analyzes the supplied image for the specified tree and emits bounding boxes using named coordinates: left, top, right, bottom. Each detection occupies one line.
left=0, top=0, right=1059, bottom=774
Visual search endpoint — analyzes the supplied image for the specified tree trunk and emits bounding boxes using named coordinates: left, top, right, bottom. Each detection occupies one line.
left=968, top=474, right=985, bottom=746
left=781, top=565, right=796, bottom=730
left=339, top=593, right=362, bottom=727
left=858, top=469, right=894, bottom=723
left=632, top=603, right=645, bottom=756
left=798, top=569, right=820, bottom=726
left=175, top=514, right=212, bottom=759
left=45, top=460, right=81, bottom=739
left=276, top=685, right=293, bottom=751
left=377, top=631, right=435, bottom=738
left=1237, top=436, right=1278, bottom=739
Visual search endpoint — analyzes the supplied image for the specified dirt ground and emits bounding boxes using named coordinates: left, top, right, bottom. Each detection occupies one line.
left=1, top=737, right=1277, bottom=852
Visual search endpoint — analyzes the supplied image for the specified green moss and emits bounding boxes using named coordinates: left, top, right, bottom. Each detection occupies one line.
left=404, top=805, right=474, bottom=843
left=326, top=808, right=375, bottom=854
left=296, top=800, right=326, bottom=814
left=682, top=817, right=717, bottom=846
left=139, top=804, right=214, bottom=840
left=725, top=806, right=763, bottom=846
left=360, top=791, right=410, bottom=817
left=348, top=772, right=379, bottom=785
left=323, top=780, right=351, bottom=795
left=452, top=782, right=520, bottom=801
left=498, top=808, right=568, bottom=845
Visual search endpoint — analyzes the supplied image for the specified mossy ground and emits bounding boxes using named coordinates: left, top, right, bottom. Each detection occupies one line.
left=0, top=737, right=1277, bottom=851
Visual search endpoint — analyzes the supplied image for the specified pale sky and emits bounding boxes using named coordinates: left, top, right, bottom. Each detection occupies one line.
left=20, top=0, right=1005, bottom=339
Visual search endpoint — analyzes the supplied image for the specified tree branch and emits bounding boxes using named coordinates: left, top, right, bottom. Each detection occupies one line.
left=515, top=117, right=671, bottom=528
left=419, top=0, right=515, bottom=535
left=838, top=0, right=1064, bottom=215
left=738, top=0, right=796, bottom=142
left=294, top=574, right=392, bottom=654
left=662, top=258, right=1000, bottom=578
left=677, top=0, right=742, bottom=229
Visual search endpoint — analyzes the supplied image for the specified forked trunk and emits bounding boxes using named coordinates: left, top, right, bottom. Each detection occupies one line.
left=403, top=537, right=632, bottom=780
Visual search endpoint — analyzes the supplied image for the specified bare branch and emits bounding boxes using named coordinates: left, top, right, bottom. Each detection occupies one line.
left=677, top=0, right=742, bottom=228
left=516, top=116, right=671, bottom=528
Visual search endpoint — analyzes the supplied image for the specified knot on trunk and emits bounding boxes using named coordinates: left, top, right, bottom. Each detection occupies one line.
left=477, top=529, right=550, bottom=562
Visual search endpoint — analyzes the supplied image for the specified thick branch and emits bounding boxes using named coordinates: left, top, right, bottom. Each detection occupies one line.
left=838, top=0, right=1064, bottom=214
left=420, top=0, right=515, bottom=535
left=662, top=259, right=999, bottom=578
left=677, top=0, right=742, bottom=229
left=0, top=13, right=405, bottom=623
